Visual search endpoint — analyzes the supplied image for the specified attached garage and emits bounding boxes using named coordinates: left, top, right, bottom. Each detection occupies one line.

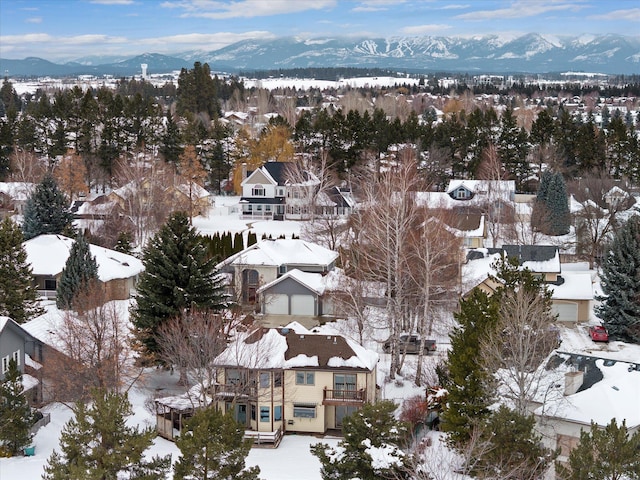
left=552, top=302, right=578, bottom=322
left=264, top=294, right=289, bottom=315
left=291, top=295, right=315, bottom=316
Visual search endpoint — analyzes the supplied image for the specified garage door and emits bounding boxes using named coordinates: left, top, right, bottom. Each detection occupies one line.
left=265, top=294, right=289, bottom=315
left=552, top=302, right=578, bottom=322
left=291, top=295, right=315, bottom=316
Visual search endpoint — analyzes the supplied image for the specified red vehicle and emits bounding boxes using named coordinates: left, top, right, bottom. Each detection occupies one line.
left=589, top=325, right=609, bottom=342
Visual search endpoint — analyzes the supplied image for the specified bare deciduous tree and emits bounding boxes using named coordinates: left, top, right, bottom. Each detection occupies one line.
left=481, top=286, right=558, bottom=415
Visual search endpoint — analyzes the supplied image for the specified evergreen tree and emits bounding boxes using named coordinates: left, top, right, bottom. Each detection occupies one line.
left=472, top=405, right=555, bottom=479
left=173, top=406, right=260, bottom=480
left=113, top=231, right=133, bottom=255
left=160, top=113, right=183, bottom=164
left=311, top=401, right=411, bottom=480
left=596, top=215, right=640, bottom=343
left=556, top=418, right=640, bottom=480
left=0, top=359, right=33, bottom=456
left=56, top=234, right=99, bottom=310
left=42, top=389, right=171, bottom=480
left=22, top=174, right=74, bottom=240
left=0, top=217, right=43, bottom=323
left=131, top=211, right=227, bottom=362
left=545, top=173, right=571, bottom=235
left=439, top=288, right=499, bottom=447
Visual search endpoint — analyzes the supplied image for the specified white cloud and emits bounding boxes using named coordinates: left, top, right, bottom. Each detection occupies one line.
left=439, top=3, right=470, bottom=10
left=90, top=0, right=135, bottom=4
left=26, top=17, right=43, bottom=24
left=138, top=31, right=275, bottom=49
left=588, top=8, right=640, bottom=21
left=455, top=1, right=586, bottom=21
left=402, top=24, right=452, bottom=35
left=162, top=0, right=335, bottom=19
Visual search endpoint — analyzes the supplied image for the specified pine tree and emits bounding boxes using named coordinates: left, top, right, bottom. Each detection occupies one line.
left=596, top=215, right=640, bottom=343
left=42, top=389, right=171, bottom=480
left=311, top=401, right=410, bottom=480
left=0, top=358, right=33, bottom=456
left=545, top=173, right=571, bottom=235
left=113, top=231, right=133, bottom=255
left=131, top=211, right=227, bottom=362
left=556, top=418, right=640, bottom=480
left=472, top=405, right=555, bottom=478
left=56, top=234, right=99, bottom=310
left=173, top=406, right=260, bottom=480
left=439, top=288, right=499, bottom=448
left=0, top=217, right=43, bottom=323
left=160, top=113, right=183, bottom=164
left=22, top=174, right=74, bottom=240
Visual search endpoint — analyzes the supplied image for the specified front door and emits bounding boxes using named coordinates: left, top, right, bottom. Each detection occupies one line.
left=336, top=405, right=358, bottom=428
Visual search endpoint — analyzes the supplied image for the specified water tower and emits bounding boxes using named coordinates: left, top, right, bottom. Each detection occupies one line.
left=141, top=63, right=148, bottom=79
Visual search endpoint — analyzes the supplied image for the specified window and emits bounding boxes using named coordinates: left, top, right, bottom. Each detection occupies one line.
left=334, top=374, right=356, bottom=396
left=296, top=371, right=315, bottom=385
left=252, top=185, right=265, bottom=196
left=251, top=404, right=256, bottom=421
left=274, top=371, right=282, bottom=388
left=260, top=406, right=270, bottom=422
left=293, top=404, right=316, bottom=418
left=12, top=349, right=20, bottom=367
left=274, top=405, right=282, bottom=421
left=1, top=356, right=9, bottom=374
left=259, top=372, right=270, bottom=388
left=227, top=369, right=246, bottom=386
left=44, top=278, right=56, bottom=290
left=278, top=265, right=287, bottom=275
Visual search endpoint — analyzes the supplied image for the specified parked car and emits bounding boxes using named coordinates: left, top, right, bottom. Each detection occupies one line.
left=382, top=334, right=436, bottom=354
left=589, top=325, right=609, bottom=342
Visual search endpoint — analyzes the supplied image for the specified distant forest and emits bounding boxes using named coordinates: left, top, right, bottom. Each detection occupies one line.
left=238, top=67, right=403, bottom=81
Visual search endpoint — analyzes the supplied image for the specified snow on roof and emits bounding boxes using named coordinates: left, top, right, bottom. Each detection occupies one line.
left=22, top=308, right=67, bottom=350
left=536, top=360, right=640, bottom=428
left=21, top=373, right=39, bottom=392
left=548, top=272, right=594, bottom=301
left=257, top=269, right=327, bottom=295
left=214, top=328, right=377, bottom=371
left=446, top=179, right=515, bottom=194
left=23, top=234, right=143, bottom=281
left=0, top=182, right=35, bottom=201
left=520, top=248, right=561, bottom=273
left=175, top=182, right=210, bottom=199
left=0, top=316, right=9, bottom=332
left=221, top=239, right=338, bottom=269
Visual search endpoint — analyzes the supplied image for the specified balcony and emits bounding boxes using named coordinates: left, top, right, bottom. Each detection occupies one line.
left=210, top=384, right=258, bottom=400
left=322, top=387, right=366, bottom=406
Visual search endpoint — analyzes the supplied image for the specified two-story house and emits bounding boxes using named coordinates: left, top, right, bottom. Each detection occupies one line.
left=240, top=161, right=354, bottom=221
left=155, top=323, right=378, bottom=444
left=0, top=316, right=44, bottom=405
left=217, top=238, right=339, bottom=308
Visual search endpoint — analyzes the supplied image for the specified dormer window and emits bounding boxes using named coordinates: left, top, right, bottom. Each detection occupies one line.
left=252, top=185, right=265, bottom=197
left=455, top=188, right=470, bottom=199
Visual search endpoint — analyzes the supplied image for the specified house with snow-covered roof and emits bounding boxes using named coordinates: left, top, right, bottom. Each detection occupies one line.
left=23, top=234, right=144, bottom=301
left=217, top=238, right=339, bottom=308
left=464, top=246, right=593, bottom=322
left=532, top=353, right=640, bottom=474
left=155, top=323, right=378, bottom=442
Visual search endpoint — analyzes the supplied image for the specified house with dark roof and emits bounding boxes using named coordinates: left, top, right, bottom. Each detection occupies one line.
left=154, top=323, right=378, bottom=443
left=239, top=161, right=354, bottom=221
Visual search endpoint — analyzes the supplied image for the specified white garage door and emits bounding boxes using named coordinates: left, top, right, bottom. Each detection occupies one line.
left=552, top=302, right=578, bottom=322
left=291, top=295, right=315, bottom=316
left=265, top=294, right=289, bottom=315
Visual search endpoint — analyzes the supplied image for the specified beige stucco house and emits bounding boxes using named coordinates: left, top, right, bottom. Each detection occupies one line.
left=155, top=323, right=378, bottom=445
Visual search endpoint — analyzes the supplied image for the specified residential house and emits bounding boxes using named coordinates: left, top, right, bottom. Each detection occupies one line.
left=239, top=161, right=354, bottom=221
left=0, top=182, right=34, bottom=219
left=532, top=353, right=640, bottom=476
left=155, top=323, right=378, bottom=443
left=23, top=234, right=144, bottom=301
left=465, top=245, right=593, bottom=322
left=0, top=316, right=44, bottom=405
left=217, top=239, right=339, bottom=308
left=257, top=268, right=341, bottom=324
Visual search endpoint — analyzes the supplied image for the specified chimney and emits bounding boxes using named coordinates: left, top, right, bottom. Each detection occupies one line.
left=564, top=371, right=584, bottom=396
left=242, top=162, right=247, bottom=181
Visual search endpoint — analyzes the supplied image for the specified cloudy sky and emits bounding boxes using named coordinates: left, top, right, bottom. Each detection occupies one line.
left=1, top=0, right=639, bottom=61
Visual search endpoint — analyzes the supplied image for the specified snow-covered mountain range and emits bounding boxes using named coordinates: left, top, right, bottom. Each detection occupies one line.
left=2, top=33, right=639, bottom=77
